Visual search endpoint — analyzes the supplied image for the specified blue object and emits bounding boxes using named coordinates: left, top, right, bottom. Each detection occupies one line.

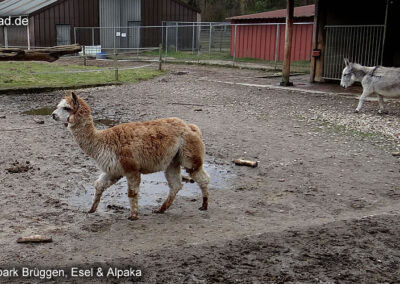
left=96, top=52, right=107, bottom=59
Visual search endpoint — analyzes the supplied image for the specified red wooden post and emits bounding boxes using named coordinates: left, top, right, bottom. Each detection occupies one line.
left=280, top=0, right=294, bottom=86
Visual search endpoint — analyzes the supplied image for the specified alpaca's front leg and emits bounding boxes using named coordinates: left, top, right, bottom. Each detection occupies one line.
left=88, top=173, right=121, bottom=213
left=126, top=172, right=141, bottom=220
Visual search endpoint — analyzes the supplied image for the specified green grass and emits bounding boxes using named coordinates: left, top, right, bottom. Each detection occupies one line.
left=127, top=49, right=307, bottom=64
left=0, top=61, right=164, bottom=90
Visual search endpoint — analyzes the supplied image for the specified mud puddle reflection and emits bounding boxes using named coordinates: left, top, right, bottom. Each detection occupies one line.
left=68, top=163, right=233, bottom=211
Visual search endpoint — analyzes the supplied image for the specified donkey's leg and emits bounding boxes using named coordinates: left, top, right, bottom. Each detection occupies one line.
left=189, top=167, right=210, bottom=211
left=88, top=173, right=121, bottom=213
left=126, top=171, right=141, bottom=220
left=155, top=160, right=183, bottom=214
left=377, top=95, right=387, bottom=114
left=355, top=89, right=372, bottom=113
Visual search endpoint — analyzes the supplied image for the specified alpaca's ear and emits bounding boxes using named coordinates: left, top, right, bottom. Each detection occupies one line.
left=344, top=58, right=350, bottom=66
left=71, top=91, right=79, bottom=107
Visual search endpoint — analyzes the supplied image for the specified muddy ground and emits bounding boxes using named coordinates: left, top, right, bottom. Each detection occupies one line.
left=1, top=63, right=400, bottom=283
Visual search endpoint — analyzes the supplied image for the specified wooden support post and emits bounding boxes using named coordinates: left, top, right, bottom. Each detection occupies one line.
left=158, top=44, right=162, bottom=71
left=312, top=0, right=326, bottom=82
left=280, top=0, right=294, bottom=86
left=113, top=49, right=118, bottom=81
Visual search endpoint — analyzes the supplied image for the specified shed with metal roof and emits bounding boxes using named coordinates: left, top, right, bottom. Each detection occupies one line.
left=0, top=0, right=200, bottom=49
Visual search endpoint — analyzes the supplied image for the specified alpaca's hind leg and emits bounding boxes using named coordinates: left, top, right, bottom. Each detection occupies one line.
left=189, top=167, right=210, bottom=211
left=126, top=172, right=141, bottom=220
left=155, top=161, right=183, bottom=214
left=88, top=173, right=121, bottom=213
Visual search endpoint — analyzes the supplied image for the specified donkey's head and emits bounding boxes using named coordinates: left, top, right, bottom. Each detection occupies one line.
left=340, top=58, right=367, bottom=88
left=340, top=58, right=356, bottom=88
left=52, top=91, right=89, bottom=127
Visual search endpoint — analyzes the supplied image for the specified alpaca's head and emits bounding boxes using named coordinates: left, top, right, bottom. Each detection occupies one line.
left=52, top=91, right=91, bottom=127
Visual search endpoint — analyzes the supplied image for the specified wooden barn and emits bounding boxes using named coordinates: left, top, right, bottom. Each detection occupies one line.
left=0, top=0, right=200, bottom=48
left=227, top=4, right=314, bottom=63
left=311, top=0, right=400, bottom=82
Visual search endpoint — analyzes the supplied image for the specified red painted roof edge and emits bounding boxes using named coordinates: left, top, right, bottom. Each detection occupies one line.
left=227, top=4, right=315, bottom=21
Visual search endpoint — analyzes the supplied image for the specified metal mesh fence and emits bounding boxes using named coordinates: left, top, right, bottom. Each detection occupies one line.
left=74, top=22, right=313, bottom=73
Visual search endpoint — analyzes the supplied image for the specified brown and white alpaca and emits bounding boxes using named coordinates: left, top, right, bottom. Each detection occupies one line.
left=52, top=91, right=210, bottom=220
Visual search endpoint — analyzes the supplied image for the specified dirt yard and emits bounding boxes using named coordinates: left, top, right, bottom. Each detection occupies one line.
left=1, top=63, right=400, bottom=283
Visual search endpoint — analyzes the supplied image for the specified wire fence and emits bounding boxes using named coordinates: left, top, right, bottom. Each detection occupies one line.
left=0, top=44, right=163, bottom=90
left=1, top=22, right=313, bottom=79
left=73, top=22, right=312, bottom=73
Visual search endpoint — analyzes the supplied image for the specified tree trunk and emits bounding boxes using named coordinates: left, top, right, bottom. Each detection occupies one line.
left=0, top=44, right=82, bottom=62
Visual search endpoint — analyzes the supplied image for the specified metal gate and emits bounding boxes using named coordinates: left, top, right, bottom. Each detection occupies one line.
left=323, top=25, right=385, bottom=80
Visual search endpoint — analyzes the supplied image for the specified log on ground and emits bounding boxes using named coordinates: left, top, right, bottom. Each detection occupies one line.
left=0, top=44, right=82, bottom=62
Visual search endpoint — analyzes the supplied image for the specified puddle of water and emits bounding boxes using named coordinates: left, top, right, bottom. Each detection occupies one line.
left=68, top=163, right=233, bottom=211
left=94, top=118, right=120, bottom=127
left=23, top=106, right=56, bottom=116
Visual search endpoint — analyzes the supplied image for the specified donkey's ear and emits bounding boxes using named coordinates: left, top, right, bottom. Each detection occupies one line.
left=71, top=91, right=79, bottom=107
left=344, top=58, right=350, bottom=66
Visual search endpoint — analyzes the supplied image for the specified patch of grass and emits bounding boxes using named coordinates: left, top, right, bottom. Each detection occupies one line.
left=0, top=61, right=164, bottom=90
left=314, top=118, right=377, bottom=138
left=118, top=49, right=310, bottom=73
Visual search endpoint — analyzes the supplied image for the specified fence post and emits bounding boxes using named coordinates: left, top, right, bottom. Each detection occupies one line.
left=165, top=26, right=168, bottom=61
left=159, top=44, right=163, bottom=71
left=175, top=22, right=178, bottom=53
left=209, top=22, right=212, bottom=54
left=274, top=24, right=280, bottom=70
left=92, top=27, right=95, bottom=46
left=197, top=24, right=201, bottom=63
left=192, top=22, right=195, bottom=54
left=113, top=27, right=116, bottom=50
left=26, top=24, right=31, bottom=50
left=114, top=49, right=118, bottom=81
left=4, top=27, right=8, bottom=48
left=233, top=24, right=237, bottom=66
left=161, top=23, right=164, bottom=52
left=83, top=45, right=87, bottom=66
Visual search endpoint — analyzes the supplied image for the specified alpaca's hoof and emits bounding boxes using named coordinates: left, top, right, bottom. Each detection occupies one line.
left=153, top=209, right=165, bottom=214
left=354, top=109, right=360, bottom=113
left=128, top=216, right=138, bottom=221
left=198, top=206, right=208, bottom=211
left=378, top=110, right=388, bottom=115
left=87, top=208, right=96, bottom=214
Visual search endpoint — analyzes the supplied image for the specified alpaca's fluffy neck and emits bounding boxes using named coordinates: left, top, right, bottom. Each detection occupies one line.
left=69, top=114, right=101, bottom=160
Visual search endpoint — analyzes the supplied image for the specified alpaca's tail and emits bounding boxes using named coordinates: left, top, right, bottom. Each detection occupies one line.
left=188, top=123, right=202, bottom=137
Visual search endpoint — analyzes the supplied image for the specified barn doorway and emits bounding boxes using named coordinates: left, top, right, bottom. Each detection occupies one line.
left=128, top=21, right=141, bottom=48
left=56, top=25, right=71, bottom=46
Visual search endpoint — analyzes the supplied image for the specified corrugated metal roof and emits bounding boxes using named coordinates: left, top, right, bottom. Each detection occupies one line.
left=0, top=0, right=58, bottom=17
left=227, top=4, right=315, bottom=21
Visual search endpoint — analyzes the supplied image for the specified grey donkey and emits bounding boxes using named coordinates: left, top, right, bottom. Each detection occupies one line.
left=340, top=58, right=400, bottom=114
